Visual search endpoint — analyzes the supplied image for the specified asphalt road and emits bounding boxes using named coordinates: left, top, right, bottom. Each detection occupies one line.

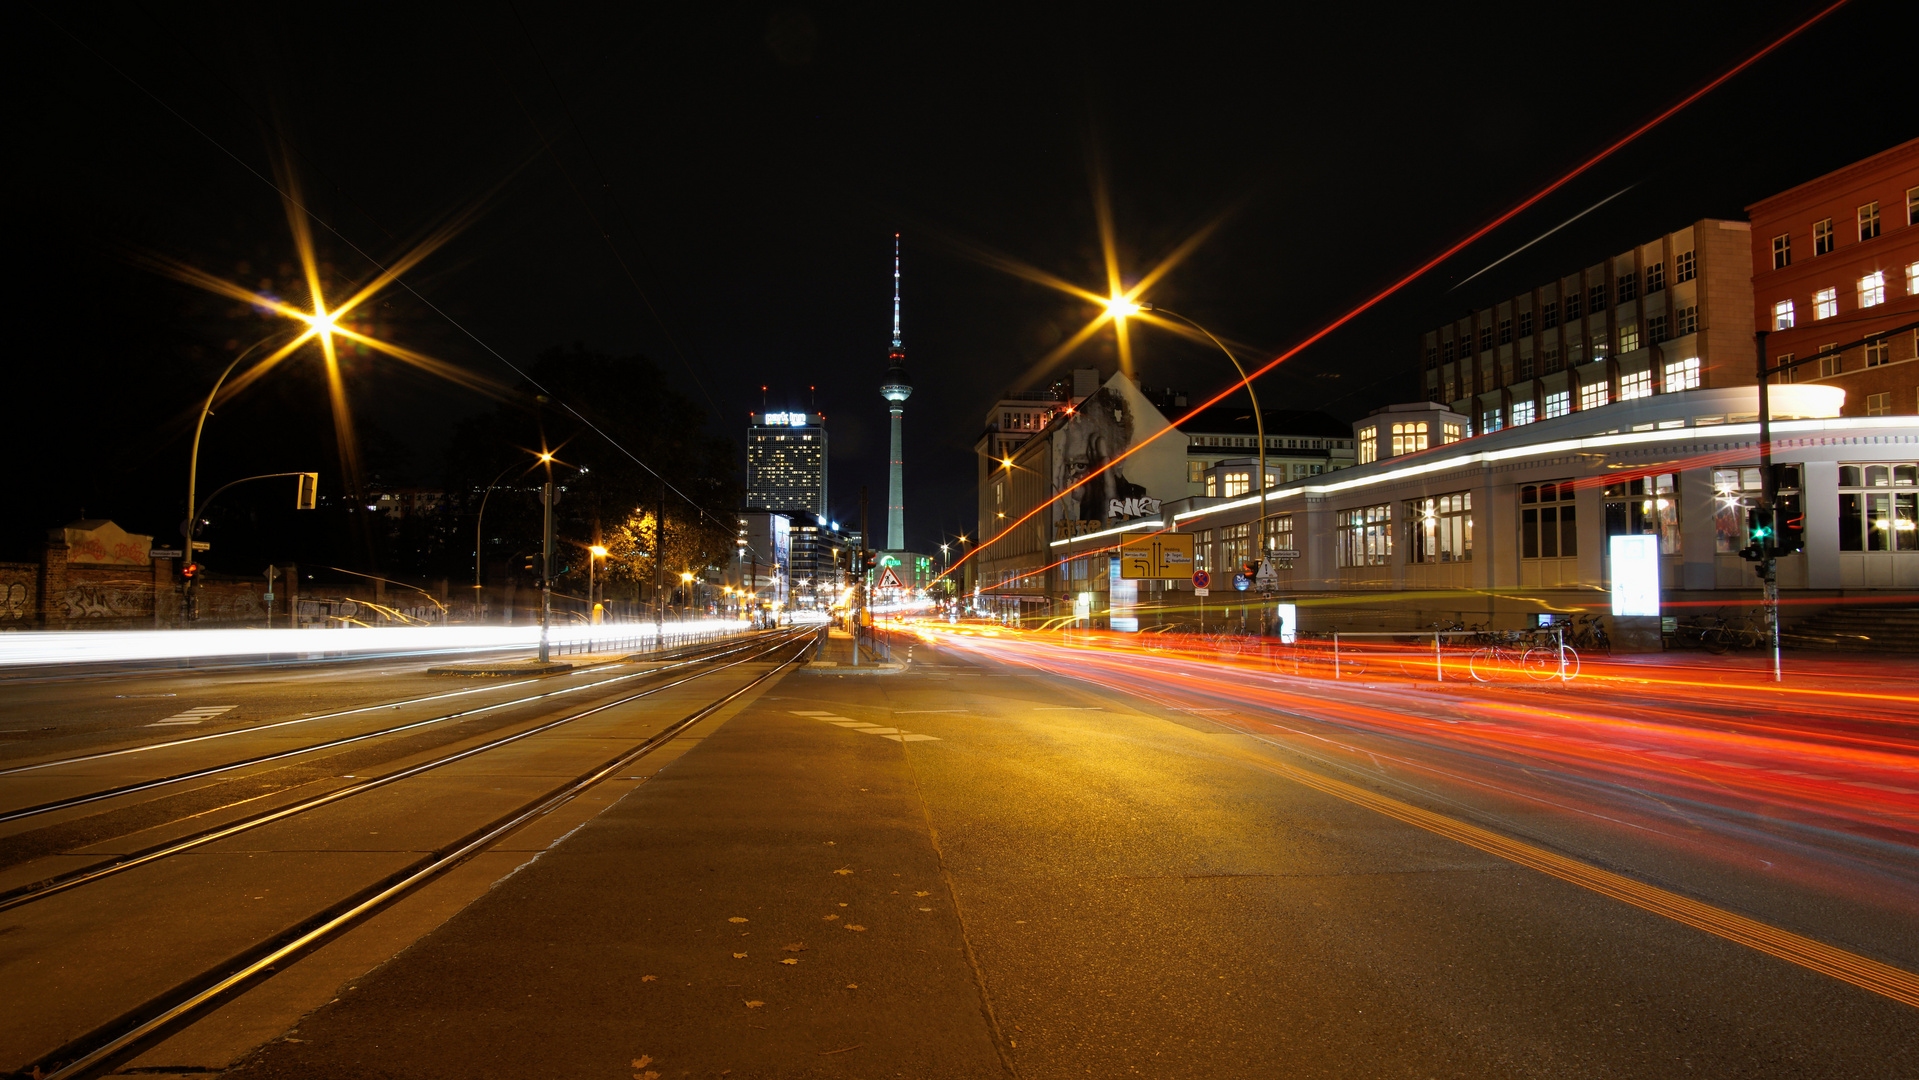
left=172, top=633, right=1919, bottom=1080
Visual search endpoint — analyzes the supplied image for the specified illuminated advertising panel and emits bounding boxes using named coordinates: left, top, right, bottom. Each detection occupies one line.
left=1609, top=534, right=1661, bottom=617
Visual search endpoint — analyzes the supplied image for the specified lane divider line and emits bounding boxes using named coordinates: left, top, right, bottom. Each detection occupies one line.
left=1237, top=752, right=1919, bottom=1009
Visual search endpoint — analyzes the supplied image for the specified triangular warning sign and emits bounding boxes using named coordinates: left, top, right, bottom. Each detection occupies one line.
left=877, top=566, right=903, bottom=589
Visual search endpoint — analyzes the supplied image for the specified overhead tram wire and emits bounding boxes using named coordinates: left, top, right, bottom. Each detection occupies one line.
left=34, top=9, right=734, bottom=533
left=938, top=0, right=1853, bottom=584
left=500, top=1, right=725, bottom=421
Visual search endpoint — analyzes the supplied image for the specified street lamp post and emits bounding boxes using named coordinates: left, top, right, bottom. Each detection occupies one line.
left=589, top=545, right=608, bottom=625
left=1121, top=301, right=1271, bottom=634
left=473, top=455, right=540, bottom=620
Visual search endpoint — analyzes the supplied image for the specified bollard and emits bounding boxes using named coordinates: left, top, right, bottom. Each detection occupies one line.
left=1435, top=631, right=1443, bottom=683
left=1333, top=632, right=1341, bottom=680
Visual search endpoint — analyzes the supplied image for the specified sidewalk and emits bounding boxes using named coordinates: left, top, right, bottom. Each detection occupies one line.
left=802, top=628, right=903, bottom=673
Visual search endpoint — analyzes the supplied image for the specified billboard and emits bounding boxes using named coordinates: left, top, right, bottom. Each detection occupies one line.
left=1609, top=534, right=1660, bottom=617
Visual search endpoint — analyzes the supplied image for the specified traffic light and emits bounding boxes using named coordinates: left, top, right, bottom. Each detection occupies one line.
left=181, top=562, right=199, bottom=581
left=860, top=549, right=877, bottom=572
left=1777, top=495, right=1805, bottom=555
left=1738, top=507, right=1775, bottom=562
left=1242, top=560, right=1261, bottom=579
left=521, top=552, right=541, bottom=585
left=295, top=472, right=319, bottom=510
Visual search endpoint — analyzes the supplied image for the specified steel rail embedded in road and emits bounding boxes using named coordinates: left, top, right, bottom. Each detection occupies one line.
left=0, top=629, right=810, bottom=913
left=0, top=631, right=783, bottom=825
left=24, top=630, right=816, bottom=1080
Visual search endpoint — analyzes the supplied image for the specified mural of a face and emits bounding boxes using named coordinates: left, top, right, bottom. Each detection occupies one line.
left=1054, top=387, right=1148, bottom=521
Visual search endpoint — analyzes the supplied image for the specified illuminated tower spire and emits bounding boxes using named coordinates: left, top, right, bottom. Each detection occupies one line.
left=879, top=233, right=913, bottom=552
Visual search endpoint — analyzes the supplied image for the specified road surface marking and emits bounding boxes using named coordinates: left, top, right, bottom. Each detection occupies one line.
left=893, top=710, right=969, bottom=714
left=790, top=711, right=841, bottom=716
left=148, top=705, right=236, bottom=727
left=855, top=727, right=902, bottom=735
left=790, top=711, right=939, bottom=743
left=883, top=734, right=940, bottom=742
left=1238, top=752, right=1919, bottom=1008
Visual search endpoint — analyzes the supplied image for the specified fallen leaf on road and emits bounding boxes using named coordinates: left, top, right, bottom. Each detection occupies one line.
left=728, top=917, right=749, bottom=923
left=744, top=1000, right=765, bottom=1009
left=832, top=867, right=854, bottom=876
left=919, top=907, right=933, bottom=912
left=638, top=1073, right=660, bottom=1080
left=631, top=1057, right=652, bottom=1068
left=846, top=983, right=859, bottom=989
left=837, top=902, right=848, bottom=907
left=781, top=943, right=808, bottom=952
left=640, top=975, right=658, bottom=982
left=780, top=958, right=799, bottom=965
left=732, top=952, right=747, bottom=959
left=844, top=924, right=867, bottom=932
left=914, top=891, right=930, bottom=897
left=822, top=914, right=839, bottom=921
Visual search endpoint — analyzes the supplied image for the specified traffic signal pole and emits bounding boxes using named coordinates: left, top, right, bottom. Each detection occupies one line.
left=1756, top=330, right=1781, bottom=683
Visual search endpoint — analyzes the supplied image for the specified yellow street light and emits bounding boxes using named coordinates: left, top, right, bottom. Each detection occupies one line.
left=680, top=571, right=695, bottom=583
left=1104, top=296, right=1141, bottom=319
left=589, top=545, right=608, bottom=558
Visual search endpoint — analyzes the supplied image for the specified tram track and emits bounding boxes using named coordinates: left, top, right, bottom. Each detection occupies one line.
left=0, top=630, right=785, bottom=827
left=8, top=628, right=818, bottom=1080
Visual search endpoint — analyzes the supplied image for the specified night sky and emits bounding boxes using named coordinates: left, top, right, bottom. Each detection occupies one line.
left=13, top=1, right=1912, bottom=564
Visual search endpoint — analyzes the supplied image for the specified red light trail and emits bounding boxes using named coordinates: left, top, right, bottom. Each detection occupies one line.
left=943, top=0, right=1852, bottom=582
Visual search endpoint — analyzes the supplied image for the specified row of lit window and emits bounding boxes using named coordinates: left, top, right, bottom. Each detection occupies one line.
left=1770, top=194, right=1915, bottom=268
left=1459, top=359, right=1701, bottom=437
left=1771, top=264, right=1916, bottom=329
left=1426, top=253, right=1694, bottom=368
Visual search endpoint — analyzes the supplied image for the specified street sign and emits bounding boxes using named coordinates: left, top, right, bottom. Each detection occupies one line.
left=1191, top=570, right=1210, bottom=590
left=1193, top=588, right=1210, bottom=596
left=1254, top=560, right=1279, bottom=590
left=150, top=548, right=183, bottom=559
left=1120, top=532, right=1195, bottom=579
left=1232, top=573, right=1250, bottom=591
left=877, top=566, right=904, bottom=589
left=188, top=541, right=211, bottom=552
left=1268, top=548, right=1300, bottom=560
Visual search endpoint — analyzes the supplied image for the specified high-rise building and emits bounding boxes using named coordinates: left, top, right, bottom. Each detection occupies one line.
left=1749, top=138, right=1918, bottom=416
left=1418, top=219, right=1755, bottom=435
left=880, top=235, right=913, bottom=551
left=744, top=410, right=827, bottom=519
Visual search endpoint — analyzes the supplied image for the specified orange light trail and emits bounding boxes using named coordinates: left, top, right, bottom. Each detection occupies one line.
left=941, top=0, right=1852, bottom=584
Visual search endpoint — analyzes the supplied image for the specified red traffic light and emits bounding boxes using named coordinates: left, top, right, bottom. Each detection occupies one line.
left=181, top=563, right=199, bottom=579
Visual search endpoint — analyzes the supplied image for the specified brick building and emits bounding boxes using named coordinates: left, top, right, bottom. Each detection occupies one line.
left=1420, top=219, right=1755, bottom=435
left=1749, top=138, right=1919, bottom=416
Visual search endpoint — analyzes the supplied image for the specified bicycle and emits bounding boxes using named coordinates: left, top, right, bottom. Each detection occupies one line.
left=1469, top=632, right=1530, bottom=681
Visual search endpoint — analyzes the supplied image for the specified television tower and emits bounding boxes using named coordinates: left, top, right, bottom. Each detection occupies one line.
left=879, top=234, right=913, bottom=552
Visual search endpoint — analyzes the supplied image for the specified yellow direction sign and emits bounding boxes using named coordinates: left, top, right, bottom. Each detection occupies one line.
left=1119, top=532, right=1195, bottom=579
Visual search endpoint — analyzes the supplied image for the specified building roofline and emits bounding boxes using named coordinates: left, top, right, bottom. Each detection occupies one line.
left=1746, top=138, right=1919, bottom=216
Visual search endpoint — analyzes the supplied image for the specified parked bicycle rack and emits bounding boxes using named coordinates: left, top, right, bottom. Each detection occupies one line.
left=1328, top=627, right=1574, bottom=683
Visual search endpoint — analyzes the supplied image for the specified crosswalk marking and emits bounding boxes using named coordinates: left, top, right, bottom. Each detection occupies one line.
left=148, top=705, right=236, bottom=727
left=789, top=711, right=940, bottom=743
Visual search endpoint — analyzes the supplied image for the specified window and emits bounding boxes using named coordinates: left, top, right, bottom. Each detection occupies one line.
left=1814, top=218, right=1834, bottom=256
left=1712, top=467, right=1790, bottom=554
left=1478, top=326, right=1493, bottom=351
left=1443, top=377, right=1455, bottom=400
left=1518, top=311, right=1533, bottom=337
left=1773, top=300, right=1795, bottom=330
left=1859, top=201, right=1880, bottom=241
left=1675, top=250, right=1696, bottom=282
left=1220, top=522, right=1252, bottom=571
left=1618, top=271, right=1637, bottom=301
left=1205, top=473, right=1218, bottom=497
left=1819, top=345, right=1841, bottom=378
left=1480, top=408, right=1502, bottom=434
left=1407, top=492, right=1472, bottom=564
left=1265, top=515, right=1295, bottom=567
left=1664, top=356, right=1701, bottom=391
left=1646, top=262, right=1664, bottom=293
left=1838, top=465, right=1919, bottom=552
left=1425, top=346, right=1438, bottom=370
left=1187, top=460, right=1205, bottom=484
left=1618, top=323, right=1640, bottom=353
left=1481, top=368, right=1496, bottom=393
left=1544, top=390, right=1570, bottom=419
left=1337, top=505, right=1392, bottom=567
left=1443, top=422, right=1463, bottom=444
left=1222, top=471, right=1251, bottom=498
left=1591, top=329, right=1609, bottom=359
left=1517, top=353, right=1534, bottom=381
left=1543, top=346, right=1563, bottom=374
left=1647, top=314, right=1667, bottom=343
left=1910, top=263, right=1919, bottom=296
left=1442, top=339, right=1455, bottom=364
left=1357, top=425, right=1378, bottom=465
left=1868, top=393, right=1891, bottom=416
left=1859, top=271, right=1885, bottom=308
left=1521, top=482, right=1578, bottom=559
left=1498, top=318, right=1512, bottom=345
left=1542, top=301, right=1559, bottom=328
left=1867, top=337, right=1890, bottom=367
left=1620, top=370, right=1653, bottom=400
left=1813, top=287, right=1838, bottom=319
left=1604, top=474, right=1679, bottom=555
left=1580, top=382, right=1610, bottom=410
left=1676, top=305, right=1699, bottom=335
left=1910, top=186, right=1918, bottom=226
left=1589, top=284, right=1607, bottom=312
left=1511, top=400, right=1536, bottom=426
left=1772, top=234, right=1792, bottom=269
left=1565, top=293, right=1583, bottom=320
left=1391, top=421, right=1429, bottom=456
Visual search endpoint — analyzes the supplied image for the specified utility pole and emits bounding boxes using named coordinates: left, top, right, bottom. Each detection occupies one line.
left=855, top=485, right=869, bottom=668
left=538, top=480, right=554, bottom=663
left=654, top=480, right=666, bottom=647
left=1755, top=329, right=1782, bottom=683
